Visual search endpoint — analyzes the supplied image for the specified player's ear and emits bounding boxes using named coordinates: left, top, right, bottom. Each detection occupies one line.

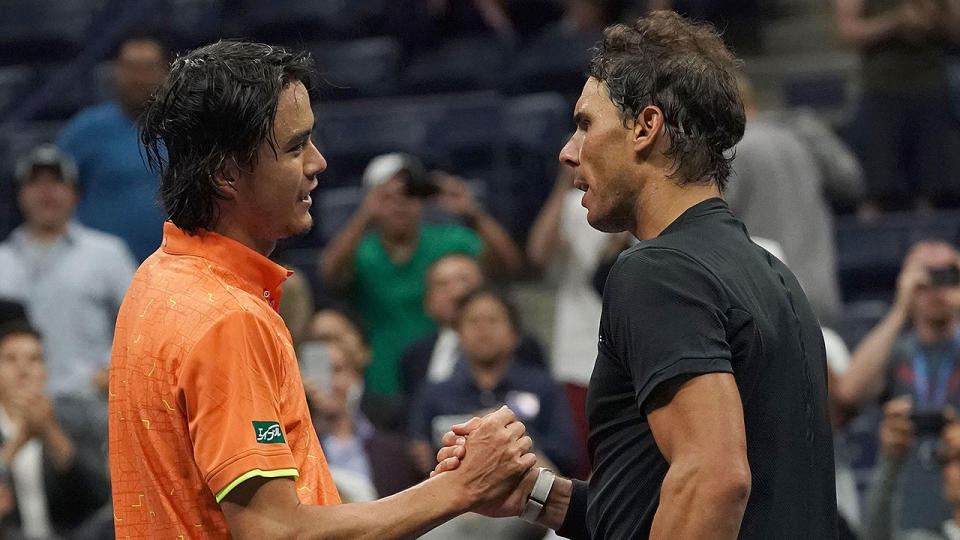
left=632, top=105, right=665, bottom=155
left=212, top=158, right=241, bottom=199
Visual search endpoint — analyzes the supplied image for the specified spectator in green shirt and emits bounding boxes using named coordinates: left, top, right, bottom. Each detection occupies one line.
left=319, top=154, right=522, bottom=423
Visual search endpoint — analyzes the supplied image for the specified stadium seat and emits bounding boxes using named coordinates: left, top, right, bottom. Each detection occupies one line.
left=307, top=38, right=401, bottom=100
left=784, top=71, right=849, bottom=110
left=835, top=299, right=889, bottom=351
left=315, top=91, right=504, bottom=188
left=506, top=25, right=598, bottom=99
left=500, top=93, right=571, bottom=238
left=236, top=0, right=389, bottom=43
left=0, top=0, right=106, bottom=65
left=835, top=211, right=960, bottom=303
left=401, top=37, right=511, bottom=95
left=0, top=66, right=36, bottom=119
left=30, top=64, right=97, bottom=121
left=163, top=0, right=224, bottom=50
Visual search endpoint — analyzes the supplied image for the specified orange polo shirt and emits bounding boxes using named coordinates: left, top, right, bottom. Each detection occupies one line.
left=109, top=222, right=340, bottom=538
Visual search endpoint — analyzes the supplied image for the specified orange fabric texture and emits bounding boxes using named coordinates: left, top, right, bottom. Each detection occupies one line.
left=109, top=222, right=340, bottom=538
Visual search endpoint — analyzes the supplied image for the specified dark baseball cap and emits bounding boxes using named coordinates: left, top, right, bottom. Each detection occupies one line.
left=15, top=144, right=78, bottom=185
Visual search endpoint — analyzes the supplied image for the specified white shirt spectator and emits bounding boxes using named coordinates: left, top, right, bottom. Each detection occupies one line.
left=0, top=221, right=136, bottom=397
left=551, top=189, right=607, bottom=386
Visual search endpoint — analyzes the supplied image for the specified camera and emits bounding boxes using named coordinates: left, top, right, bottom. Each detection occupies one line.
left=911, top=409, right=948, bottom=436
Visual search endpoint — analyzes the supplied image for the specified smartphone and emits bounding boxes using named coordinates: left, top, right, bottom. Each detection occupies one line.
left=298, top=341, right=332, bottom=394
left=928, top=266, right=960, bottom=288
left=911, top=409, right=948, bottom=436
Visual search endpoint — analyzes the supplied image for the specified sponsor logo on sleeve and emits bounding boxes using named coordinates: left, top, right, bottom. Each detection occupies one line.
left=252, top=421, right=285, bottom=444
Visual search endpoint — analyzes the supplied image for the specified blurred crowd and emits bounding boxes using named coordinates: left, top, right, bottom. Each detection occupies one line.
left=4, top=0, right=960, bottom=538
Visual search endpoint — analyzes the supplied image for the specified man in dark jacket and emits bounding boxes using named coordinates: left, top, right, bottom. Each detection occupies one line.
left=0, top=320, right=110, bottom=538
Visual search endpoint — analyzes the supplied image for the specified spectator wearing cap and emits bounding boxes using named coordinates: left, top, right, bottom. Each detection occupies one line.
left=0, top=145, right=136, bottom=414
left=55, top=34, right=170, bottom=262
left=319, top=153, right=522, bottom=419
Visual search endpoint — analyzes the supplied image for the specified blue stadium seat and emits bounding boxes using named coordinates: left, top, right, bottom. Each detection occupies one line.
left=785, top=71, right=849, bottom=110
left=163, top=0, right=224, bottom=50
left=401, top=37, right=510, bottom=95
left=0, top=0, right=106, bottom=65
left=835, top=212, right=960, bottom=303
left=315, top=91, right=504, bottom=188
left=308, top=38, right=400, bottom=100
left=0, top=66, right=37, bottom=119
left=30, top=65, right=98, bottom=121
left=236, top=0, right=389, bottom=43
left=500, top=93, right=571, bottom=238
left=835, top=299, right=889, bottom=351
left=506, top=25, right=598, bottom=98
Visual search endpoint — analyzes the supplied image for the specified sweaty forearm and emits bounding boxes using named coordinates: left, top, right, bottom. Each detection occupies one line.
left=228, top=474, right=470, bottom=540
left=299, top=476, right=468, bottom=540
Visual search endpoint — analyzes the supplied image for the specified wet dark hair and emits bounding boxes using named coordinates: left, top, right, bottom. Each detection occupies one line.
left=140, top=40, right=315, bottom=233
left=588, top=11, right=745, bottom=189
left=455, top=287, right=522, bottom=334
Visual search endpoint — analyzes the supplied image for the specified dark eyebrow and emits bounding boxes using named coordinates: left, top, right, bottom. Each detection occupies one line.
left=284, top=126, right=313, bottom=150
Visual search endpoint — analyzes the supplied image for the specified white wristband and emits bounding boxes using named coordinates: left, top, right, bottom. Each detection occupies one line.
left=520, top=467, right=556, bottom=523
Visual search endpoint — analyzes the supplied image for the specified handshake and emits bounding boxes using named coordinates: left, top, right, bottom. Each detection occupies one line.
left=428, top=405, right=564, bottom=525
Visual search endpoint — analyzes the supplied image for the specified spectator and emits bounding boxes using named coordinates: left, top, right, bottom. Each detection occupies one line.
left=0, top=145, right=136, bottom=403
left=319, top=153, right=522, bottom=407
left=55, top=33, right=170, bottom=262
left=301, top=339, right=421, bottom=502
left=0, top=321, right=110, bottom=538
left=527, top=165, right=610, bottom=477
left=276, top=269, right=315, bottom=348
left=307, top=307, right=372, bottom=379
left=527, top=165, right=607, bottom=388
left=411, top=287, right=572, bottom=540
left=304, top=306, right=399, bottom=433
left=835, top=240, right=960, bottom=531
left=861, top=397, right=960, bottom=539
left=399, top=253, right=547, bottom=401
left=409, top=287, right=575, bottom=477
left=836, top=0, right=960, bottom=212
left=726, top=73, right=865, bottom=326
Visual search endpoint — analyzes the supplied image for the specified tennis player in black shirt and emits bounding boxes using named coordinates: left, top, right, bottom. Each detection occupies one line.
left=434, top=10, right=838, bottom=540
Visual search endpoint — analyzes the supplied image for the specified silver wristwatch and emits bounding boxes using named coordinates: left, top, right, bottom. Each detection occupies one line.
left=520, top=467, right=556, bottom=523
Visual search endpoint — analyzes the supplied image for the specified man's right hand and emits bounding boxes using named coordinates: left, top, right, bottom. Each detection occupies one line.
left=440, top=406, right=537, bottom=512
left=880, top=396, right=915, bottom=461
left=433, top=412, right=540, bottom=518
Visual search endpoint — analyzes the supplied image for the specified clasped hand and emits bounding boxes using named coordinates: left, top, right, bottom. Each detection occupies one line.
left=431, top=406, right=541, bottom=518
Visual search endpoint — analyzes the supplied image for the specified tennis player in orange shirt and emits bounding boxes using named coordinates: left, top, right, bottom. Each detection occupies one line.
left=108, top=40, right=535, bottom=539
